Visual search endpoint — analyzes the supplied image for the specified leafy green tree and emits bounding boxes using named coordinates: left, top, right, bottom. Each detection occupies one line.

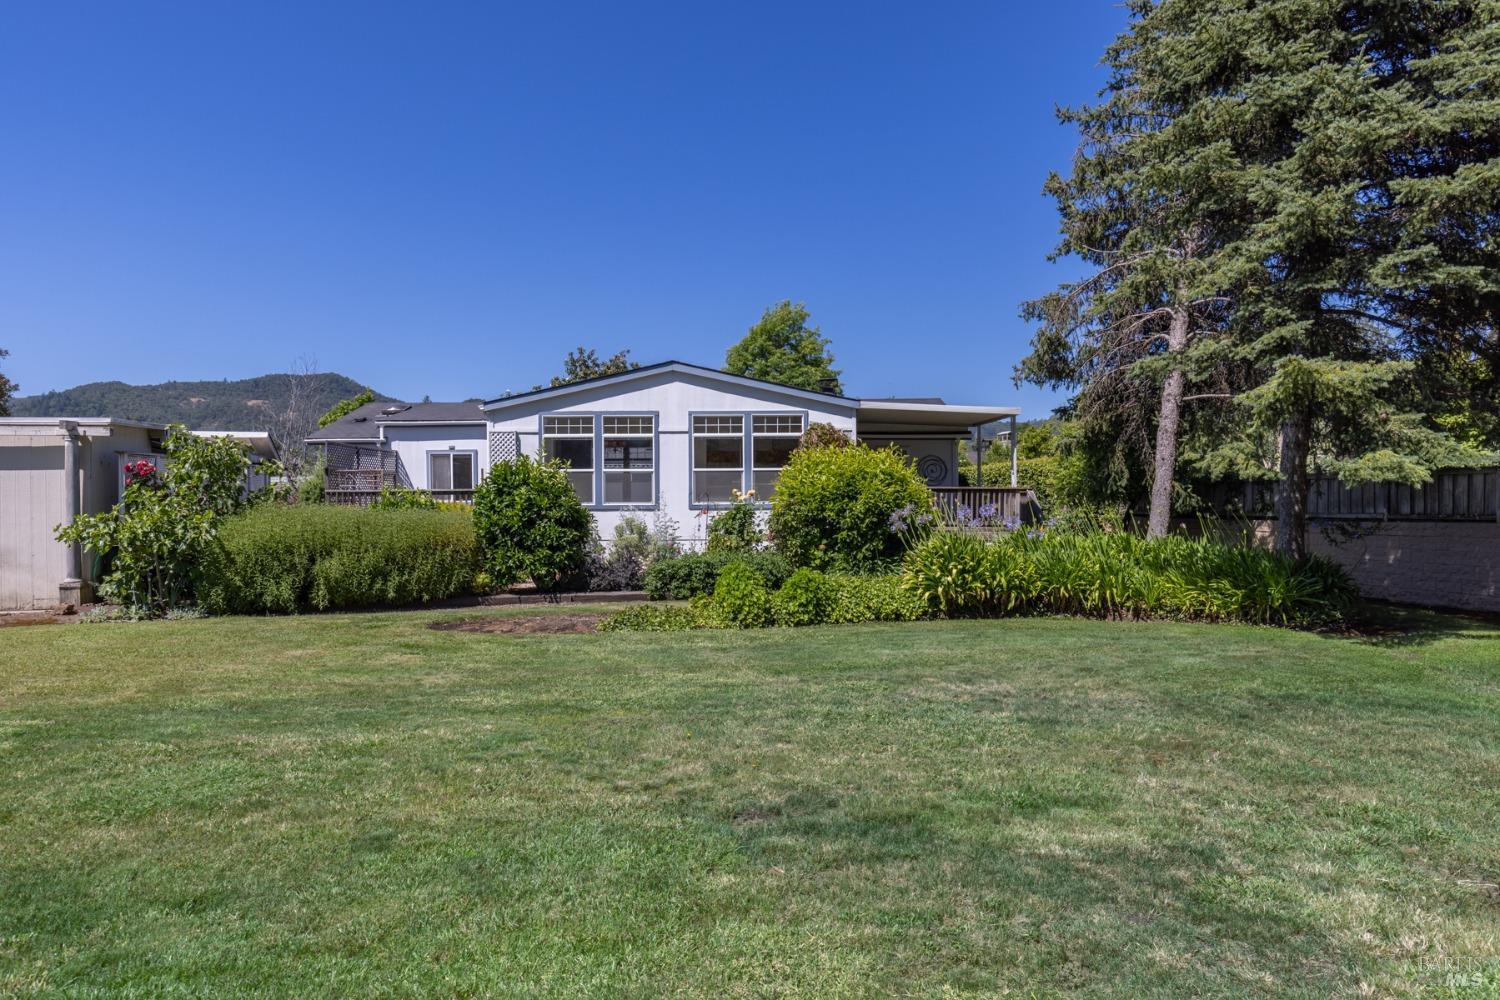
left=317, top=388, right=374, bottom=427
left=546, top=347, right=640, bottom=388
left=725, top=301, right=842, bottom=394
left=472, top=455, right=594, bottom=591
left=0, top=348, right=16, bottom=416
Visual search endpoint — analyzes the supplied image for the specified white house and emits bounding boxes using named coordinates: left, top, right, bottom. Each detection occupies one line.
left=0, top=419, right=277, bottom=610
left=310, top=361, right=1020, bottom=543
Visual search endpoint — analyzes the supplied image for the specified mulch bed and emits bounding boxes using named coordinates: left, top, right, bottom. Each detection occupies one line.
left=428, top=612, right=606, bottom=635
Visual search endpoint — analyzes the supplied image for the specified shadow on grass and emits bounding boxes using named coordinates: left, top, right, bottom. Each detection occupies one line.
left=1315, top=601, right=1500, bottom=648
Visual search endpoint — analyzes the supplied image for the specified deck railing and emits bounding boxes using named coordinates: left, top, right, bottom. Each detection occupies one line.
left=929, top=486, right=1041, bottom=525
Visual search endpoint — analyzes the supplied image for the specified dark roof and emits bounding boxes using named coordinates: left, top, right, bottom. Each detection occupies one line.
left=482, top=359, right=849, bottom=407
left=862, top=395, right=946, bottom=405
left=305, top=400, right=484, bottom=442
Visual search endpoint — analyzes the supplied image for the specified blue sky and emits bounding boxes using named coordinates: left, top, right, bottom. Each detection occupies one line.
left=0, top=2, right=1125, bottom=417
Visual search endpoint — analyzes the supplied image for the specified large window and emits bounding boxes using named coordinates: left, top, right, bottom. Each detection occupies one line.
left=751, top=414, right=804, bottom=498
left=429, top=451, right=476, bottom=501
left=602, top=415, right=655, bottom=505
left=692, top=414, right=744, bottom=504
left=542, top=415, right=595, bottom=503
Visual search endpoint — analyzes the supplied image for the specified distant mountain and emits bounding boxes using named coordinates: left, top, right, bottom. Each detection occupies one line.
left=10, top=373, right=390, bottom=431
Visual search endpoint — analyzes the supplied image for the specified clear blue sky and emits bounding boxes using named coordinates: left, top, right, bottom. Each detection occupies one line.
left=0, top=2, right=1125, bottom=417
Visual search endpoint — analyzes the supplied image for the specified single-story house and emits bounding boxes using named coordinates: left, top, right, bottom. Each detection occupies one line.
left=309, top=361, right=1020, bottom=542
left=0, top=419, right=276, bottom=610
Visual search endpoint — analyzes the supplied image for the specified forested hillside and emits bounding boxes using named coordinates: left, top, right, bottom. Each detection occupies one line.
left=11, top=373, right=386, bottom=430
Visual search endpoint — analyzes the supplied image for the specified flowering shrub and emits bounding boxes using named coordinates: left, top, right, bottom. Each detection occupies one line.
left=705, top=489, right=762, bottom=553
left=55, top=427, right=252, bottom=615
left=769, top=444, right=936, bottom=571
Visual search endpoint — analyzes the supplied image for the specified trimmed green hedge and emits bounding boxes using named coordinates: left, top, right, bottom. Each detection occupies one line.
left=643, top=551, right=792, bottom=600
left=600, top=570, right=926, bottom=632
left=197, top=505, right=480, bottom=614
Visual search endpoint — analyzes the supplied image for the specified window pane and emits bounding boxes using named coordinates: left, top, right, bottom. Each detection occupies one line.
left=694, top=436, right=742, bottom=469
left=753, top=414, right=804, bottom=435
left=693, top=415, right=742, bottom=435
left=604, top=471, right=654, bottom=504
left=566, top=470, right=593, bottom=504
left=752, top=436, right=798, bottom=469
left=752, top=469, right=782, bottom=498
left=430, top=454, right=452, bottom=491
left=602, top=416, right=653, bottom=435
left=693, top=470, right=742, bottom=504
left=452, top=454, right=474, bottom=491
left=542, top=415, right=594, bottom=435
left=603, top=437, right=653, bottom=470
left=546, top=437, right=593, bottom=470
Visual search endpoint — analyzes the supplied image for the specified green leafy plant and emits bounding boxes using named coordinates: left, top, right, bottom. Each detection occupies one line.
left=55, top=427, right=251, bottom=615
left=823, top=574, right=928, bottom=624
left=585, top=515, right=675, bottom=592
left=597, top=603, right=711, bottom=632
left=771, top=568, right=835, bottom=626
left=769, top=443, right=936, bottom=571
left=196, top=505, right=479, bottom=614
left=796, top=422, right=850, bottom=451
left=472, top=456, right=594, bottom=591
left=370, top=487, right=440, bottom=511
left=643, top=551, right=792, bottom=600
left=711, top=562, right=774, bottom=628
left=901, top=528, right=1356, bottom=626
left=705, top=490, right=762, bottom=553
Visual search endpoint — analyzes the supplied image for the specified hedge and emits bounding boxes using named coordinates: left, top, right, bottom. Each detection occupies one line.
left=643, top=550, right=792, bottom=600
left=197, top=505, right=480, bottom=614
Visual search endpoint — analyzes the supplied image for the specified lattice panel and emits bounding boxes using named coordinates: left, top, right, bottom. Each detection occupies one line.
left=489, top=431, right=519, bottom=465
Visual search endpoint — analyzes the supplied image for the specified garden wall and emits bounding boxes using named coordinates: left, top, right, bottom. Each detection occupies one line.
left=1248, top=519, right=1500, bottom=614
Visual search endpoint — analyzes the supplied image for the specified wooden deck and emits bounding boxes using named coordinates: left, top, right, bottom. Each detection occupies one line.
left=929, top=486, right=1041, bottom=525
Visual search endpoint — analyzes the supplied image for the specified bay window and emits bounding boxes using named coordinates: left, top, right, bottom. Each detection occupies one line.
left=542, top=415, right=595, bottom=503
left=602, top=415, right=655, bottom=504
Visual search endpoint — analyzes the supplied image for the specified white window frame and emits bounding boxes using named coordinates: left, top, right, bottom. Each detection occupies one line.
left=427, top=450, right=478, bottom=500
left=691, top=414, right=745, bottom=507
left=541, top=414, right=597, bottom=505
left=601, top=414, right=656, bottom=507
left=750, top=413, right=805, bottom=500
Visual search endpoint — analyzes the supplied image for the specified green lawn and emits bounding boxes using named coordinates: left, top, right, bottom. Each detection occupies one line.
left=2, top=607, right=1497, bottom=997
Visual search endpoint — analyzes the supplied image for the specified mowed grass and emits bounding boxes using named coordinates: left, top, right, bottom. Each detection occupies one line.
left=1, top=606, right=1498, bottom=998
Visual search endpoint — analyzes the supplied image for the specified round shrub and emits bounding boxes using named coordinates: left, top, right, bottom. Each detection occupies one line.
left=705, top=495, right=762, bottom=553
left=472, top=456, right=595, bottom=591
left=712, top=562, right=774, bottom=628
left=768, top=444, right=936, bottom=572
left=772, top=568, right=835, bottom=626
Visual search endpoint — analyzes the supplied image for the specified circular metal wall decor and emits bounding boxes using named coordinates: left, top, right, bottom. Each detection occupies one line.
left=917, top=455, right=948, bottom=486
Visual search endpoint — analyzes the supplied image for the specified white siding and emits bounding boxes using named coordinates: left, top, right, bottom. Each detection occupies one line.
left=486, top=370, right=857, bottom=545
left=382, top=425, right=487, bottom=493
left=862, top=437, right=960, bottom=487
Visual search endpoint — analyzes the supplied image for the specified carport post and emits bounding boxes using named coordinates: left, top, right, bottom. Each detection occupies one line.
left=1009, top=414, right=1018, bottom=487
left=60, top=421, right=84, bottom=607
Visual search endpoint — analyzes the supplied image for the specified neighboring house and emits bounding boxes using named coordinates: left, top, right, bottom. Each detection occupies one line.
left=308, top=361, right=1020, bottom=542
left=0, top=419, right=276, bottom=611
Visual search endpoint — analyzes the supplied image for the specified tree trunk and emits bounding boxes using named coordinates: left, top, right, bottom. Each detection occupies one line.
left=1145, top=308, right=1191, bottom=540
left=1274, top=411, right=1311, bottom=560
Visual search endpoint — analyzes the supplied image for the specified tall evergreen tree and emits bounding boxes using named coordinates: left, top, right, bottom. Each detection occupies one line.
left=1045, top=0, right=1498, bottom=557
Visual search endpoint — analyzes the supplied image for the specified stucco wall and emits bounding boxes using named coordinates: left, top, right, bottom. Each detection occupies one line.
left=1251, top=519, right=1500, bottom=613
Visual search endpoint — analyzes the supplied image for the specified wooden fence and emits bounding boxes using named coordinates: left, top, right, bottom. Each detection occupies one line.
left=930, top=486, right=1042, bottom=525
left=1209, top=467, right=1500, bottom=522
